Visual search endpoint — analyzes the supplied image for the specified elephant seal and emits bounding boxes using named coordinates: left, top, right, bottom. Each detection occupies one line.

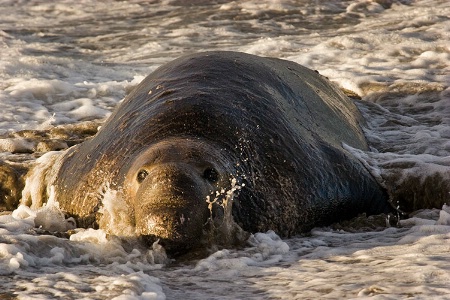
left=23, top=51, right=390, bottom=254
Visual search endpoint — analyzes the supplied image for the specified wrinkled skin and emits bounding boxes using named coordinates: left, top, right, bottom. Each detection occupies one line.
left=23, top=51, right=391, bottom=254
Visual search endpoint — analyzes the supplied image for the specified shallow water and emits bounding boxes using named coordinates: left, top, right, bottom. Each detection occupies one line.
left=1, top=0, right=449, bottom=298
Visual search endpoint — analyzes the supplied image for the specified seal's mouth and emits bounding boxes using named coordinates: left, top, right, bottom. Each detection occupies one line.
left=141, top=234, right=200, bottom=256
left=135, top=207, right=209, bottom=254
left=139, top=214, right=184, bottom=239
left=138, top=208, right=251, bottom=257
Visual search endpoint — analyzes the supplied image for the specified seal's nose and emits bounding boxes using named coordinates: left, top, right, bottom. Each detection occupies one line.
left=133, top=163, right=210, bottom=250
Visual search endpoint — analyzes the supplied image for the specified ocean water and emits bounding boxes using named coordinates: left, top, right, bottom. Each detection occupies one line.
left=1, top=0, right=449, bottom=298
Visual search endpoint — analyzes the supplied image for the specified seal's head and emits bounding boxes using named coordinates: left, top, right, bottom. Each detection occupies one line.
left=124, top=138, right=235, bottom=254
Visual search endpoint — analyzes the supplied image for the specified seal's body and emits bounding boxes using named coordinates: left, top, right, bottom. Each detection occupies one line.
left=24, top=51, right=390, bottom=253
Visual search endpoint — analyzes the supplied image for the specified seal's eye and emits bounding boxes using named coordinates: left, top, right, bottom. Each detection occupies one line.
left=137, top=170, right=149, bottom=183
left=203, top=167, right=219, bottom=183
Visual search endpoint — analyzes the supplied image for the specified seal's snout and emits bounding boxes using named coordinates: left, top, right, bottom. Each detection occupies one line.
left=133, top=163, right=212, bottom=251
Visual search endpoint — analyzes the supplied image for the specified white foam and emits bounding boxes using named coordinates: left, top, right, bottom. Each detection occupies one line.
left=0, top=137, right=35, bottom=153
left=34, top=187, right=77, bottom=232
left=98, top=185, right=136, bottom=237
left=195, top=230, right=289, bottom=272
left=1, top=203, right=166, bottom=298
